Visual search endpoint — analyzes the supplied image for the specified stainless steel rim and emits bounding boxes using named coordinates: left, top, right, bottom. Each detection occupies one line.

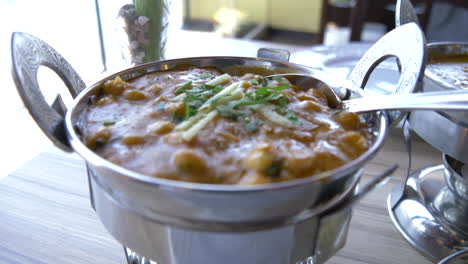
left=425, top=42, right=468, bottom=91
left=66, top=56, right=389, bottom=193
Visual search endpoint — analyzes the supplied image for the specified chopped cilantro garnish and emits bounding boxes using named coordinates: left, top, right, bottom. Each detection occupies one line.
left=181, top=84, right=224, bottom=119
left=250, top=79, right=259, bottom=85
left=174, top=80, right=229, bottom=122
left=233, top=84, right=289, bottom=107
left=271, top=76, right=291, bottom=85
left=103, top=121, right=115, bottom=126
left=277, top=97, right=289, bottom=107
left=184, top=84, right=222, bottom=102
left=264, top=160, right=282, bottom=177
left=199, top=72, right=213, bottom=79
left=275, top=106, right=299, bottom=124
left=285, top=111, right=299, bottom=123
left=213, top=85, right=224, bottom=93
left=275, top=106, right=288, bottom=115
left=245, top=119, right=263, bottom=132
left=261, top=77, right=268, bottom=87
left=184, top=104, right=198, bottom=120
left=175, top=81, right=192, bottom=94
left=172, top=112, right=184, bottom=123
left=215, top=104, right=245, bottom=121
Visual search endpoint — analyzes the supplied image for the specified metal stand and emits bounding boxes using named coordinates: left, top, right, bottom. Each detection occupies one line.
left=124, top=247, right=157, bottom=264
left=388, top=162, right=468, bottom=262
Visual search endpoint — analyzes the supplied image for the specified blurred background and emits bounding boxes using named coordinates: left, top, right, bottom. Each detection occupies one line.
left=0, top=0, right=467, bottom=176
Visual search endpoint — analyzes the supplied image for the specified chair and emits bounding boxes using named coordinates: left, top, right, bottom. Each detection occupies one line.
left=320, top=0, right=468, bottom=43
left=319, top=0, right=356, bottom=43
left=348, top=0, right=433, bottom=41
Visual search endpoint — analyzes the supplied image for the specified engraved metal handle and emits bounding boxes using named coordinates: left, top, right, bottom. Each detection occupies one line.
left=396, top=0, right=420, bottom=27
left=257, top=48, right=291, bottom=62
left=348, top=22, right=426, bottom=124
left=11, top=32, right=86, bottom=152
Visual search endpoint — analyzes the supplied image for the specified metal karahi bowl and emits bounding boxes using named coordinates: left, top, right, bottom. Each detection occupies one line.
left=12, top=24, right=424, bottom=264
left=67, top=57, right=387, bottom=226
left=409, top=42, right=468, bottom=163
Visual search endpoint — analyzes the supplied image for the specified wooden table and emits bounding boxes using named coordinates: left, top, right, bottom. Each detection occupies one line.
left=0, top=129, right=441, bottom=264
left=2, top=32, right=442, bottom=263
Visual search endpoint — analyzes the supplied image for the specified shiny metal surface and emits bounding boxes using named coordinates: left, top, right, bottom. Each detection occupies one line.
left=67, top=56, right=388, bottom=231
left=91, top=169, right=357, bottom=264
left=347, top=23, right=426, bottom=124
left=395, top=0, right=420, bottom=27
left=438, top=249, right=468, bottom=264
left=409, top=110, right=468, bottom=164
left=12, top=28, right=427, bottom=263
left=92, top=163, right=394, bottom=264
left=10, top=32, right=86, bottom=152
left=439, top=155, right=468, bottom=235
left=265, top=73, right=346, bottom=108
left=423, top=42, right=468, bottom=125
left=267, top=73, right=468, bottom=114
left=425, top=43, right=468, bottom=93
left=341, top=89, right=468, bottom=112
left=388, top=157, right=468, bottom=262
left=257, top=47, right=291, bottom=62
left=409, top=42, right=468, bottom=163
left=386, top=0, right=419, bottom=210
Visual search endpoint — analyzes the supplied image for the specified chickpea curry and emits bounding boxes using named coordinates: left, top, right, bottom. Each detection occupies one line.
left=427, top=55, right=468, bottom=88
left=81, top=67, right=371, bottom=185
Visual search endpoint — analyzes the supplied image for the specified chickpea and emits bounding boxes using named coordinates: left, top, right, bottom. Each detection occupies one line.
left=148, top=110, right=162, bottom=118
left=241, top=73, right=256, bottom=80
left=150, top=96, right=167, bottom=106
left=122, top=134, right=146, bottom=145
left=314, top=151, right=345, bottom=172
left=241, top=81, right=251, bottom=88
left=334, top=112, right=360, bottom=130
left=165, top=102, right=185, bottom=116
left=299, top=100, right=322, bottom=112
left=306, top=88, right=328, bottom=104
left=102, top=76, right=133, bottom=96
left=291, top=130, right=315, bottom=142
left=163, top=132, right=185, bottom=145
left=147, top=120, right=174, bottom=135
left=173, top=149, right=206, bottom=173
left=218, top=132, right=239, bottom=142
left=239, top=172, right=272, bottom=185
left=286, top=152, right=316, bottom=174
left=297, top=93, right=317, bottom=101
left=290, top=84, right=302, bottom=92
left=245, top=144, right=275, bottom=172
left=147, top=83, right=162, bottom=95
left=86, top=128, right=111, bottom=149
left=123, top=90, right=147, bottom=100
left=95, top=96, right=115, bottom=106
left=338, top=131, right=368, bottom=159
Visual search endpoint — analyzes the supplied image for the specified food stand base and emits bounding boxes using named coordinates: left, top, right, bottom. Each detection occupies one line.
left=388, top=164, right=468, bottom=262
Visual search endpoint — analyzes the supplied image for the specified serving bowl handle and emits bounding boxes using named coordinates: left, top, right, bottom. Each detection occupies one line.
left=348, top=22, right=426, bottom=124
left=257, top=48, right=291, bottom=62
left=11, top=32, right=86, bottom=152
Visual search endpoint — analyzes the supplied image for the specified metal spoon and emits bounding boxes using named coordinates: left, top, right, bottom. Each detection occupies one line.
left=268, top=73, right=468, bottom=113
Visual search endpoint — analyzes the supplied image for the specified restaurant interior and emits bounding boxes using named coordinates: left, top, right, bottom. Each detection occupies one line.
left=1, top=0, right=468, bottom=263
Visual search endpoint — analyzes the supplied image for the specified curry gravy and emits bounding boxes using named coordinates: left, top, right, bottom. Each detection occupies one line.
left=427, top=55, right=468, bottom=88
left=81, top=67, right=371, bottom=185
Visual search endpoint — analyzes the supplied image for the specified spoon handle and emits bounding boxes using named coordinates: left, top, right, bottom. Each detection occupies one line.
left=342, top=89, right=468, bottom=112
